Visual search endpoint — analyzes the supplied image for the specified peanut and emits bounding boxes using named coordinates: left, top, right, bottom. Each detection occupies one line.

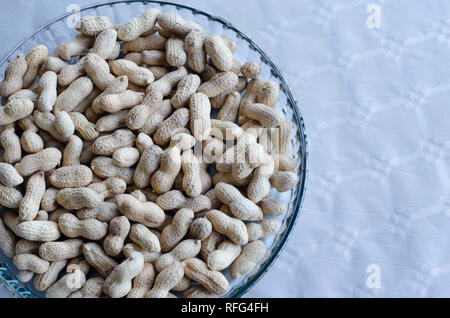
left=121, top=34, right=167, bottom=53
left=70, top=112, right=100, bottom=141
left=58, top=213, right=107, bottom=240
left=166, top=35, right=187, bottom=67
left=15, top=220, right=61, bottom=242
left=127, top=263, right=155, bottom=298
left=129, top=223, right=161, bottom=253
left=156, top=190, right=212, bottom=213
left=257, top=81, right=280, bottom=108
left=62, top=135, right=83, bottom=166
left=0, top=163, right=23, bottom=187
left=97, top=90, right=145, bottom=113
left=54, top=77, right=94, bottom=112
left=54, top=110, right=75, bottom=141
left=122, top=243, right=161, bottom=263
left=77, top=201, right=120, bottom=222
left=110, top=59, right=155, bottom=86
left=230, top=240, right=266, bottom=279
left=69, top=277, right=104, bottom=298
left=185, top=30, right=206, bottom=73
left=270, top=171, right=300, bottom=192
left=116, top=194, right=165, bottom=228
left=183, top=258, right=228, bottom=295
left=0, top=217, right=15, bottom=257
left=207, top=240, right=241, bottom=271
left=145, top=261, right=184, bottom=298
left=1, top=125, right=22, bottom=164
left=0, top=98, right=34, bottom=125
left=140, top=99, right=172, bottom=135
left=155, top=239, right=201, bottom=272
left=241, top=62, right=261, bottom=79
left=103, top=216, right=131, bottom=257
left=37, top=71, right=58, bottom=112
left=34, top=259, right=67, bottom=291
left=126, top=87, right=163, bottom=130
left=19, top=171, right=46, bottom=221
left=171, top=74, right=201, bottom=109
left=77, top=16, right=114, bottom=36
left=23, top=45, right=48, bottom=88
left=39, top=239, right=83, bottom=261
left=242, top=103, right=284, bottom=128
left=190, top=93, right=211, bottom=141
left=247, top=155, right=275, bottom=203
left=91, top=156, right=134, bottom=183
left=112, top=147, right=140, bottom=168
left=205, top=210, right=248, bottom=245
left=18, top=116, right=44, bottom=154
left=13, top=254, right=49, bottom=274
left=134, top=145, right=163, bottom=188
left=45, top=264, right=86, bottom=298
left=160, top=208, right=194, bottom=252
left=205, top=34, right=233, bottom=72
left=217, top=91, right=241, bottom=122
left=0, top=54, right=28, bottom=98
left=117, top=8, right=160, bottom=41
left=153, top=108, right=190, bottom=146
left=103, top=251, right=144, bottom=298
left=147, top=66, right=187, bottom=96
left=50, top=165, right=92, bottom=189
left=56, top=187, right=103, bottom=210
left=84, top=53, right=115, bottom=90
left=82, top=242, right=118, bottom=278
left=157, top=12, right=203, bottom=36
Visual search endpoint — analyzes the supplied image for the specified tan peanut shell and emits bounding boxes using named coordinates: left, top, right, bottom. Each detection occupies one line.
left=129, top=223, right=161, bottom=253
left=205, top=34, right=233, bottom=72
left=230, top=240, right=266, bottom=279
left=121, top=34, right=167, bottom=53
left=91, top=156, right=134, bottom=184
left=205, top=210, right=248, bottom=245
left=190, top=93, right=211, bottom=141
left=23, top=45, right=48, bottom=88
left=54, top=77, right=94, bottom=112
left=39, top=239, right=83, bottom=261
left=171, top=74, right=201, bottom=109
left=116, top=194, right=165, bottom=228
left=134, top=144, right=163, bottom=188
left=103, top=216, right=131, bottom=257
left=183, top=258, right=229, bottom=295
left=34, top=259, right=67, bottom=291
left=69, top=277, right=104, bottom=298
left=145, top=261, right=184, bottom=298
left=103, top=251, right=144, bottom=298
left=0, top=162, right=23, bottom=187
left=45, top=264, right=86, bottom=298
left=156, top=190, right=212, bottom=213
left=58, top=213, right=108, bottom=240
left=0, top=217, right=15, bottom=257
left=77, top=201, right=120, bottom=222
left=0, top=98, right=34, bottom=125
left=49, top=165, right=93, bottom=189
left=38, top=71, right=58, bottom=112
left=270, top=171, right=300, bottom=192
left=117, top=8, right=160, bottom=41
left=215, top=182, right=263, bottom=221
left=1, top=125, right=21, bottom=164
left=56, top=187, right=103, bottom=210
left=155, top=239, right=201, bottom=272
left=159, top=208, right=194, bottom=252
left=147, top=66, right=187, bottom=96
left=185, top=30, right=207, bottom=73
left=19, top=171, right=46, bottom=221
left=92, top=129, right=136, bottom=156
left=15, top=221, right=61, bottom=242
left=13, top=254, right=50, bottom=274
left=110, top=59, right=155, bottom=86
left=82, top=242, right=118, bottom=278
left=198, top=72, right=239, bottom=98
left=207, top=240, right=241, bottom=271
left=77, top=15, right=114, bottom=36
left=157, top=12, right=203, bottom=36
left=127, top=263, right=155, bottom=298
left=126, top=87, right=163, bottom=130
left=153, top=108, right=190, bottom=146
left=0, top=54, right=28, bottom=98
left=84, top=53, right=115, bottom=90
left=122, top=243, right=161, bottom=263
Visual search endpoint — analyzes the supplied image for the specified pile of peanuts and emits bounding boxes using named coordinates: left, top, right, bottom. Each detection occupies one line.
left=0, top=8, right=299, bottom=298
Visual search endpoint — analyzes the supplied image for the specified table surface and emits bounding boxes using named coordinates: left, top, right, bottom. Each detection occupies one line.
left=2, top=0, right=450, bottom=298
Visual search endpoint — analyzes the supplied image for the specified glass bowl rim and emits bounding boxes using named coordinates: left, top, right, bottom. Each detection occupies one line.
left=0, top=0, right=309, bottom=298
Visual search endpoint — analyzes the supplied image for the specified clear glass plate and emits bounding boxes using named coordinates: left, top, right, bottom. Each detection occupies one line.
left=0, top=0, right=308, bottom=298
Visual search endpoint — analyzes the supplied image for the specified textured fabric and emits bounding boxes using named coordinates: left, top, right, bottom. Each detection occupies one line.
left=1, top=0, right=450, bottom=298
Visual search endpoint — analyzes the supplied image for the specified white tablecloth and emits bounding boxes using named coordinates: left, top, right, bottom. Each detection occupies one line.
left=2, top=0, right=450, bottom=298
